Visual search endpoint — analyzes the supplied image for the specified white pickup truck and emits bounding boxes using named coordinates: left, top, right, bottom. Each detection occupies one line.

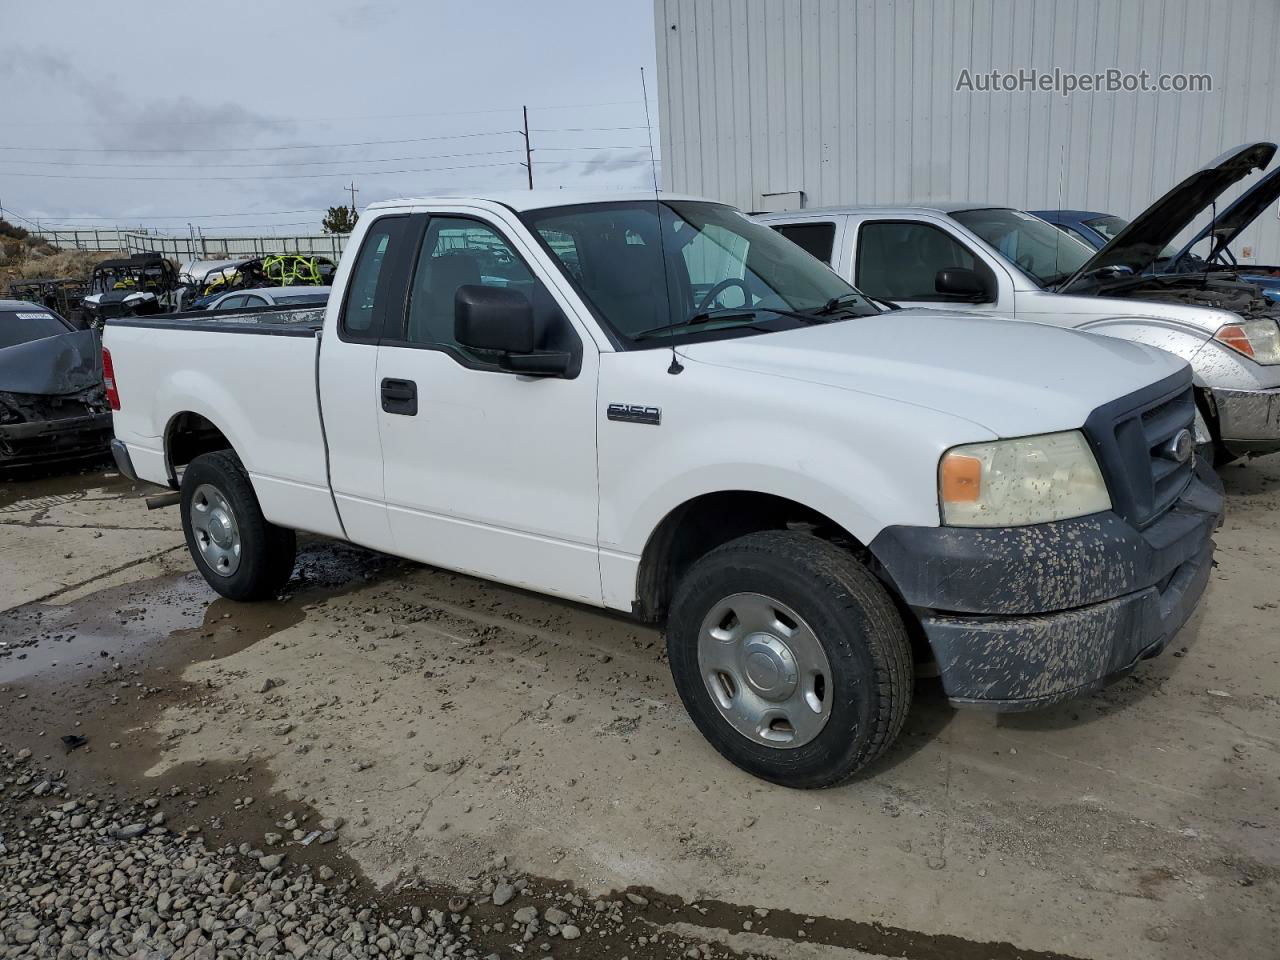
left=104, top=191, right=1222, bottom=788
left=758, top=142, right=1280, bottom=463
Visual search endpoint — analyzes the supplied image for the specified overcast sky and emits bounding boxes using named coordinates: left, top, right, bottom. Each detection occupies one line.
left=1, top=1, right=659, bottom=235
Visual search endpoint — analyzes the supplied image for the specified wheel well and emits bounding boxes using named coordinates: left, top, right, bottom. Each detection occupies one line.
left=633, top=491, right=870, bottom=624
left=165, top=412, right=232, bottom=486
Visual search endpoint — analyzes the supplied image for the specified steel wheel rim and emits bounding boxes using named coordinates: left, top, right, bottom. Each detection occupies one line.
left=190, top=483, right=242, bottom=577
left=697, top=592, right=833, bottom=749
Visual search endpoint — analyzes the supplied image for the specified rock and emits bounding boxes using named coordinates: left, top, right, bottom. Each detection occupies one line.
left=116, top=823, right=148, bottom=839
left=625, top=892, right=649, bottom=907
left=222, top=872, right=242, bottom=894
left=259, top=854, right=285, bottom=870
left=560, top=924, right=581, bottom=940
left=284, top=934, right=309, bottom=957
left=257, top=677, right=278, bottom=693
left=544, top=907, right=570, bottom=925
left=492, top=882, right=515, bottom=906
left=514, top=906, right=539, bottom=925
left=318, top=865, right=335, bottom=881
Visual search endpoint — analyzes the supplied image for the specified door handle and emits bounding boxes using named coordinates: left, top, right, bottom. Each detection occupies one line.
left=380, top=378, right=417, bottom=416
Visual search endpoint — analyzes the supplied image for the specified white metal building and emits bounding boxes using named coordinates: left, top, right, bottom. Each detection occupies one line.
left=654, top=0, right=1280, bottom=260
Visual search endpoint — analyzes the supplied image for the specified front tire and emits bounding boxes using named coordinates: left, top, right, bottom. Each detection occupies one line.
left=666, top=531, right=913, bottom=788
left=180, top=450, right=296, bottom=601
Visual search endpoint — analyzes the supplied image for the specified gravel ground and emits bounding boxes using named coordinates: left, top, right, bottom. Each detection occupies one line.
left=0, top=743, right=742, bottom=960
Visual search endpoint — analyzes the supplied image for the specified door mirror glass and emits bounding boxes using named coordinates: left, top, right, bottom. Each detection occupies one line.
left=934, top=267, right=989, bottom=300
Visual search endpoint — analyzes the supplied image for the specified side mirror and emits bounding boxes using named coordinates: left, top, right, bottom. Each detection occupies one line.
left=934, top=267, right=991, bottom=301
left=454, top=284, right=570, bottom=377
left=455, top=284, right=536, bottom=353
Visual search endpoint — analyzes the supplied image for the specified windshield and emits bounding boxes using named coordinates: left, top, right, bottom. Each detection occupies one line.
left=1084, top=215, right=1182, bottom=260
left=521, top=200, right=876, bottom=345
left=0, top=309, right=72, bottom=349
left=951, top=208, right=1095, bottom=287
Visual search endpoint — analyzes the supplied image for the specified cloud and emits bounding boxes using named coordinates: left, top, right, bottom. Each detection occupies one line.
left=10, top=49, right=300, bottom=155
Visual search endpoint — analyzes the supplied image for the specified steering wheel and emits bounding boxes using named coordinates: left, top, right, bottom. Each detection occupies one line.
left=695, top=277, right=751, bottom=313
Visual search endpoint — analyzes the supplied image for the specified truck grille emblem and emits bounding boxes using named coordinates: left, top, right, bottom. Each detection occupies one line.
left=1161, top=428, right=1194, bottom=464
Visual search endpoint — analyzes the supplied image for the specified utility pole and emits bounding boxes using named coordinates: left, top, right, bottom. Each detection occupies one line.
left=346, top=181, right=359, bottom=215
left=521, top=106, right=533, bottom=189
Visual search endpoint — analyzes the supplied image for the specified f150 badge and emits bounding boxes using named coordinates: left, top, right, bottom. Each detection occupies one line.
left=607, top=403, right=661, bottom=425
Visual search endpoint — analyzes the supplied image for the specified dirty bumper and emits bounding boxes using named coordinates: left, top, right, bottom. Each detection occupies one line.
left=1212, top=385, right=1280, bottom=454
left=0, top=412, right=113, bottom=468
left=870, top=465, right=1223, bottom=709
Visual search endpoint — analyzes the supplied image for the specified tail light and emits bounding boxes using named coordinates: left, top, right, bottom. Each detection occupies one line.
left=102, top=346, right=120, bottom=411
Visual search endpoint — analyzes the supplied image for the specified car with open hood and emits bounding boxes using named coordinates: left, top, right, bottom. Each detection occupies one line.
left=758, top=142, right=1280, bottom=462
left=1035, top=165, right=1280, bottom=304
left=0, top=299, right=111, bottom=469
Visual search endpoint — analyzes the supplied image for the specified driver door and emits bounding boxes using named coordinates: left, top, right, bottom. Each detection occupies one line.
left=374, top=208, right=603, bottom=605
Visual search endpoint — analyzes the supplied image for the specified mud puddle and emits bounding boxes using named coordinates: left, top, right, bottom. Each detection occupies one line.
left=0, top=461, right=120, bottom=511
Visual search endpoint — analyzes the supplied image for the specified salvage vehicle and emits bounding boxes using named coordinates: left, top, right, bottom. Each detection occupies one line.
left=1034, top=166, right=1280, bottom=302
left=204, top=285, right=331, bottom=311
left=759, top=142, right=1280, bottom=463
left=0, top=299, right=111, bottom=469
left=104, top=192, right=1221, bottom=787
left=80, top=254, right=180, bottom=328
left=6, top=278, right=90, bottom=327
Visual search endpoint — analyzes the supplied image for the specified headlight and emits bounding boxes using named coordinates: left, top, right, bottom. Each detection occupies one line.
left=939, top=430, right=1111, bottom=527
left=1214, top=319, right=1280, bottom=364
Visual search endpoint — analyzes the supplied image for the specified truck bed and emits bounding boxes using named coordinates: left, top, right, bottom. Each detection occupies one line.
left=104, top=304, right=344, bottom=539
left=106, top=305, right=325, bottom=337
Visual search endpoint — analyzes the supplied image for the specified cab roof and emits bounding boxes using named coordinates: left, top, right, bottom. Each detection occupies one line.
left=366, top=190, right=719, bottom=214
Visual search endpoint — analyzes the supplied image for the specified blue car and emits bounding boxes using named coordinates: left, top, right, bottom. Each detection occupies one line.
left=1034, top=168, right=1280, bottom=301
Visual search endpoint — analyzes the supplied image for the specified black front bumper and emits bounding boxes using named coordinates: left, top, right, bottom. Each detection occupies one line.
left=0, top=412, right=114, bottom=468
left=870, top=462, right=1223, bottom=710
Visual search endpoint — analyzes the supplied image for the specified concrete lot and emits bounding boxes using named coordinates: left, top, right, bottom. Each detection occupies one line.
left=1, top=458, right=1277, bottom=959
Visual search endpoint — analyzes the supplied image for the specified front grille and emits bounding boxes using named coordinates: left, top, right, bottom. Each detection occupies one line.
left=1084, top=372, right=1196, bottom=528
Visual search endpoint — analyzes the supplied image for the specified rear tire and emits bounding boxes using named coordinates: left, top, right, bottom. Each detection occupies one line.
left=666, top=530, right=913, bottom=788
left=180, top=450, right=296, bottom=601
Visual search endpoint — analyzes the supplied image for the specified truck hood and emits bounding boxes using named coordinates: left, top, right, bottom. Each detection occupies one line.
left=0, top=329, right=103, bottom=396
left=677, top=309, right=1186, bottom=438
left=1167, top=165, right=1280, bottom=270
left=1057, top=141, right=1276, bottom=294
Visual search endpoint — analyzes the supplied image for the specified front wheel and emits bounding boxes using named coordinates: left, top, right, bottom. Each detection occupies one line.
left=666, top=531, right=913, bottom=788
left=180, top=450, right=296, bottom=601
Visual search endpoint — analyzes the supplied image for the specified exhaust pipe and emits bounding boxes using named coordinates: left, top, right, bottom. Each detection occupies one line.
left=145, top=492, right=182, bottom=510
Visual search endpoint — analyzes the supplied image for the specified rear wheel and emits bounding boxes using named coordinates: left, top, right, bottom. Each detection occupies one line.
left=180, top=451, right=296, bottom=601
left=666, top=530, right=913, bottom=788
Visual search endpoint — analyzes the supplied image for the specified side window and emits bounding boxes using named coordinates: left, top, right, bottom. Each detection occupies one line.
left=217, top=295, right=245, bottom=310
left=340, top=215, right=411, bottom=340
left=855, top=221, right=984, bottom=301
left=242, top=295, right=267, bottom=308
left=404, top=216, right=571, bottom=367
left=772, top=222, right=837, bottom=265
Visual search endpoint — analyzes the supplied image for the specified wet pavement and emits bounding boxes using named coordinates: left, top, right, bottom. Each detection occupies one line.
left=1, top=461, right=1278, bottom=959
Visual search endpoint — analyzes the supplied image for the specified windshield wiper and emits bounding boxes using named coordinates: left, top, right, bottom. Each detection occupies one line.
left=631, top=305, right=825, bottom=341
left=812, top=292, right=873, bottom=315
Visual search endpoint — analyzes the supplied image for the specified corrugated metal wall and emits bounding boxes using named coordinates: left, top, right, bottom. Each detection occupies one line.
left=655, top=0, right=1280, bottom=260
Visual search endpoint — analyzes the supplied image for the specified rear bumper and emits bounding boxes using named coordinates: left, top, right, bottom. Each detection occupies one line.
left=1211, top=385, right=1280, bottom=454
left=110, top=437, right=138, bottom=480
left=870, top=462, right=1223, bottom=710
left=0, top=412, right=113, bottom=468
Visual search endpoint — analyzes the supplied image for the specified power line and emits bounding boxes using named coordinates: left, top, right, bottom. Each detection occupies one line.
left=0, top=149, right=524, bottom=170
left=0, top=161, right=524, bottom=182
left=0, top=98, right=657, bottom=128
left=0, top=130, right=520, bottom=155
left=9, top=208, right=329, bottom=222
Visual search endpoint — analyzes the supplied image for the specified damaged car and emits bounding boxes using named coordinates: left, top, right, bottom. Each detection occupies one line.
left=758, top=141, right=1280, bottom=462
left=0, top=299, right=112, bottom=470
